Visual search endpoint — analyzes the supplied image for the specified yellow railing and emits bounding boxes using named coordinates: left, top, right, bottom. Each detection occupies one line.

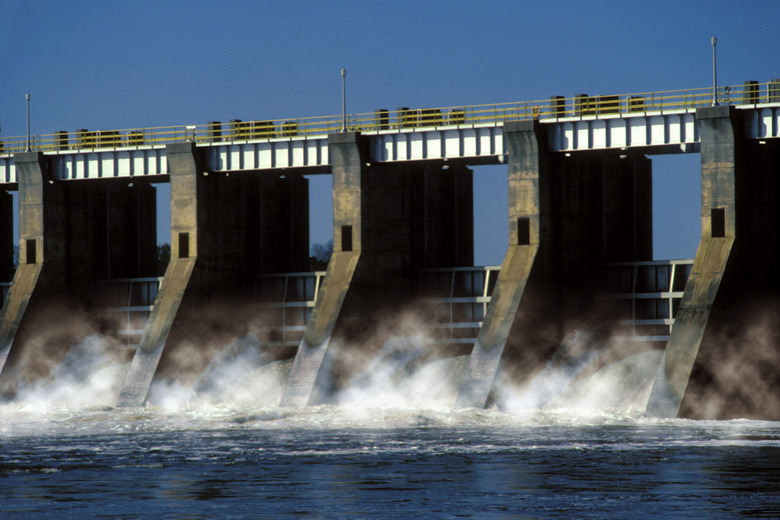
left=1, top=81, right=778, bottom=155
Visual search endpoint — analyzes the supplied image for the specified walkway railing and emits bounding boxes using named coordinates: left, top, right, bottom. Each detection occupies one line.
left=1, top=81, right=777, bottom=154
left=253, top=271, right=326, bottom=348
left=97, top=277, right=162, bottom=347
left=601, top=259, right=694, bottom=343
left=418, top=266, right=500, bottom=345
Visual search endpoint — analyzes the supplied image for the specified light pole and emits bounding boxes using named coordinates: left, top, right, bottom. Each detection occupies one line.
left=25, top=91, right=31, bottom=152
left=711, top=35, right=718, bottom=106
left=340, top=67, right=347, bottom=132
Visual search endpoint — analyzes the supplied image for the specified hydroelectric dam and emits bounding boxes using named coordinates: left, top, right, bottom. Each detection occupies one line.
left=0, top=81, right=779, bottom=419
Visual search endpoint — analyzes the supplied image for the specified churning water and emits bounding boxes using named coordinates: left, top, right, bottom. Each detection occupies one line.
left=2, top=336, right=779, bottom=519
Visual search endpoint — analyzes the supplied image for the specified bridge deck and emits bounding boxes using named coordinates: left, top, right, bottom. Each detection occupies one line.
left=1, top=82, right=778, bottom=185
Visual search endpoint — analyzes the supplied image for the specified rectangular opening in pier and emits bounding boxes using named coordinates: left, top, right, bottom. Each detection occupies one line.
left=341, top=225, right=353, bottom=252
left=25, top=239, right=36, bottom=264
left=178, top=232, right=190, bottom=258
left=711, top=208, right=726, bottom=238
left=517, top=217, right=530, bottom=245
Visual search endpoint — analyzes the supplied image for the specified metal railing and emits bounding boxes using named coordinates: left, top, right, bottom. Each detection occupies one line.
left=1, top=81, right=778, bottom=155
left=601, top=260, right=694, bottom=343
left=253, top=271, right=326, bottom=347
left=418, top=266, right=500, bottom=345
left=97, top=277, right=162, bottom=347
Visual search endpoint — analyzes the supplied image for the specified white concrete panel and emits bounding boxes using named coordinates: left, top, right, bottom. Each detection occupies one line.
left=88, top=153, right=100, bottom=178
left=649, top=116, right=666, bottom=145
left=395, top=134, right=409, bottom=161
left=117, top=151, right=131, bottom=177
left=76, top=156, right=87, bottom=179
left=576, top=122, right=590, bottom=149
left=629, top=118, right=648, bottom=147
left=257, top=142, right=273, bottom=169
left=478, top=128, right=494, bottom=156
left=683, top=116, right=696, bottom=142
left=592, top=120, right=607, bottom=148
left=133, top=151, right=146, bottom=175
left=292, top=140, right=305, bottom=166
left=273, top=142, right=290, bottom=167
left=609, top=119, right=628, bottom=148
left=667, top=116, right=682, bottom=145
left=426, top=132, right=443, bottom=159
left=242, top=145, right=255, bottom=170
left=461, top=129, right=477, bottom=156
left=0, top=158, right=12, bottom=183
left=409, top=133, right=424, bottom=160
left=320, top=142, right=328, bottom=165
left=444, top=130, right=462, bottom=158
left=229, top=145, right=241, bottom=170
left=100, top=152, right=116, bottom=177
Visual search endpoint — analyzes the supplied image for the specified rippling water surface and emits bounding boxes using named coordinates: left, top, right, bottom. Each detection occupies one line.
left=2, top=338, right=780, bottom=518
left=2, top=404, right=779, bottom=519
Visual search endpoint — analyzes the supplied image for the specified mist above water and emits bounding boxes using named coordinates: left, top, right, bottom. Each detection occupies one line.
left=0, top=325, right=667, bottom=426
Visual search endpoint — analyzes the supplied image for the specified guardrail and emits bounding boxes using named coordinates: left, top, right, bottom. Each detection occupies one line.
left=97, top=277, right=163, bottom=348
left=253, top=271, right=326, bottom=348
left=418, top=266, right=500, bottom=345
left=1, top=80, right=778, bottom=155
left=601, top=259, right=694, bottom=343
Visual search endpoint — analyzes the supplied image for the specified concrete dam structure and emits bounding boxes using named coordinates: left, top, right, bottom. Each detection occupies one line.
left=0, top=81, right=778, bottom=419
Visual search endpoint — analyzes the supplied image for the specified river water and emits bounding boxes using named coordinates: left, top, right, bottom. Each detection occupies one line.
left=1, top=337, right=779, bottom=519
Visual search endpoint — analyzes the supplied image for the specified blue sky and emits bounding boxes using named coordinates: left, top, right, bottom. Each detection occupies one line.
left=1, top=0, right=778, bottom=264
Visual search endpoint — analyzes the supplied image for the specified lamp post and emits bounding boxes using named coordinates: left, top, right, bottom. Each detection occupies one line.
left=25, top=91, right=31, bottom=152
left=711, top=35, right=718, bottom=106
left=340, top=67, right=347, bottom=132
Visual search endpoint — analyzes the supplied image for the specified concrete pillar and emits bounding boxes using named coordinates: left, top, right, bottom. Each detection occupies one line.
left=282, top=133, right=474, bottom=406
left=455, top=120, right=544, bottom=408
left=456, top=121, right=654, bottom=408
left=647, top=106, right=780, bottom=420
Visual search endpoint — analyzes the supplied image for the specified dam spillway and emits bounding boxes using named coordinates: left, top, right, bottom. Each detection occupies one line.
left=0, top=82, right=779, bottom=419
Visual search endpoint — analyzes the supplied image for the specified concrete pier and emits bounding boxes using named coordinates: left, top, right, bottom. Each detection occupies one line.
left=647, top=106, right=780, bottom=420
left=0, top=152, right=157, bottom=393
left=282, top=132, right=473, bottom=406
left=118, top=143, right=310, bottom=406
left=457, top=120, right=652, bottom=408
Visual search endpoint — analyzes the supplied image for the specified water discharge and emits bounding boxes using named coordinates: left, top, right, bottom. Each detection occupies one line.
left=3, top=329, right=667, bottom=420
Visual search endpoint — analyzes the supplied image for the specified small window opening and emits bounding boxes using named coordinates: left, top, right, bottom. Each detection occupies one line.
left=517, top=217, right=531, bottom=245
left=26, top=239, right=36, bottom=264
left=711, top=208, right=726, bottom=238
left=179, top=232, right=190, bottom=258
left=341, top=225, right=353, bottom=252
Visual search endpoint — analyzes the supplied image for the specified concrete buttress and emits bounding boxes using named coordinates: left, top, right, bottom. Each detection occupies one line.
left=647, top=105, right=780, bottom=420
